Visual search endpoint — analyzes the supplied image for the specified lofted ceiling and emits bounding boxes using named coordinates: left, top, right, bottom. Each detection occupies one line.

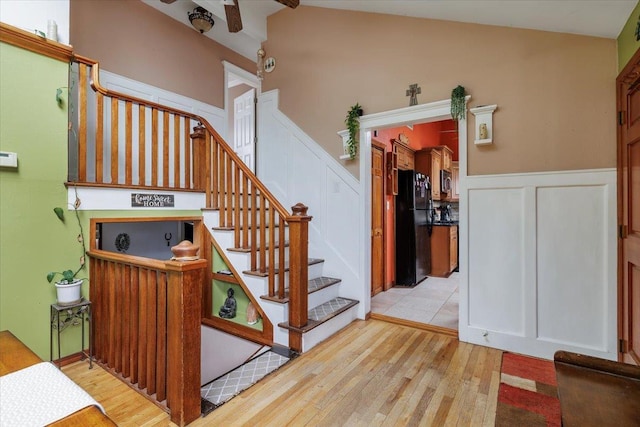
left=142, top=0, right=638, bottom=60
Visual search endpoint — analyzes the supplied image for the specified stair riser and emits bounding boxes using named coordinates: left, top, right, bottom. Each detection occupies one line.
left=307, top=284, right=339, bottom=309
left=302, top=304, right=359, bottom=352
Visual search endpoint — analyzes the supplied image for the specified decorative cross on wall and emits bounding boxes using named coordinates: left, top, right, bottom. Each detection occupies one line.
left=406, top=83, right=421, bottom=106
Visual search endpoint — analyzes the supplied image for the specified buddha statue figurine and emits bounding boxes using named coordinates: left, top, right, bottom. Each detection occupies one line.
left=219, top=288, right=237, bottom=319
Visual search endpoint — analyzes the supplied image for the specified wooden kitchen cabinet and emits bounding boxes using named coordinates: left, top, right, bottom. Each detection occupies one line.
left=430, top=225, right=458, bottom=277
left=451, top=161, right=459, bottom=201
left=442, top=147, right=453, bottom=172
left=395, top=143, right=414, bottom=170
left=415, top=148, right=441, bottom=200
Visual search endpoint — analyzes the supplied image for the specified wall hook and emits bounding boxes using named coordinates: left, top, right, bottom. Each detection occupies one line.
left=165, top=232, right=172, bottom=246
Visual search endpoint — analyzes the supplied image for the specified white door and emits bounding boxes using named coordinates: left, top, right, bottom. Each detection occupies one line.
left=234, top=88, right=256, bottom=172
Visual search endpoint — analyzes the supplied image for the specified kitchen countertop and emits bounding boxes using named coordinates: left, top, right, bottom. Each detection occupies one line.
left=432, top=221, right=459, bottom=226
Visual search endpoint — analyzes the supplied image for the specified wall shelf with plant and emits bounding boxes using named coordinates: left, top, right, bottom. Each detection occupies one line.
left=339, top=103, right=363, bottom=160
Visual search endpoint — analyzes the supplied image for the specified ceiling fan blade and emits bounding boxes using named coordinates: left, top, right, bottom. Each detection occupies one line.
left=160, top=0, right=177, bottom=3
left=274, top=0, right=299, bottom=8
left=225, top=0, right=243, bottom=33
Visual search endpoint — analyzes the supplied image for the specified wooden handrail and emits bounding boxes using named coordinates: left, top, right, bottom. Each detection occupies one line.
left=78, top=59, right=292, bottom=219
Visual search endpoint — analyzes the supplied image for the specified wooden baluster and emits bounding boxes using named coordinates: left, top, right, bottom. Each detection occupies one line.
left=234, top=163, right=240, bottom=248
left=110, top=98, right=119, bottom=184
left=130, top=266, right=139, bottom=384
left=151, top=109, right=158, bottom=188
left=287, top=203, right=312, bottom=352
left=147, top=270, right=158, bottom=396
left=269, top=204, right=276, bottom=298
left=165, top=259, right=206, bottom=427
left=125, top=101, right=133, bottom=186
left=211, top=135, right=218, bottom=209
left=114, top=263, right=123, bottom=374
left=156, top=271, right=167, bottom=402
left=107, top=261, right=116, bottom=367
left=138, top=269, right=148, bottom=390
left=204, top=131, right=212, bottom=207
left=183, top=118, right=190, bottom=190
left=251, top=187, right=258, bottom=272
left=138, top=105, right=146, bottom=187
left=163, top=112, right=169, bottom=188
left=279, top=217, right=286, bottom=298
left=122, top=264, right=131, bottom=379
left=225, top=153, right=232, bottom=227
left=259, top=195, right=267, bottom=274
left=174, top=114, right=180, bottom=188
left=89, top=257, right=100, bottom=359
left=78, top=63, right=87, bottom=182
left=95, top=93, right=104, bottom=183
left=242, top=175, right=249, bottom=249
left=218, top=150, right=226, bottom=227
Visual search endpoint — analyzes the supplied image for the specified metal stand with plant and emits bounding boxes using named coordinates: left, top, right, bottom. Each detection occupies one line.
left=47, top=190, right=88, bottom=305
left=344, top=103, right=363, bottom=160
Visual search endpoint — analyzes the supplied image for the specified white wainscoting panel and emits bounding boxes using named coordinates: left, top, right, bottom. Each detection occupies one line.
left=460, top=168, right=617, bottom=360
left=536, top=185, right=609, bottom=351
left=468, top=187, right=526, bottom=336
left=257, top=90, right=363, bottom=315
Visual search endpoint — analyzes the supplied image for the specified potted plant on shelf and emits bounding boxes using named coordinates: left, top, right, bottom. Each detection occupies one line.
left=46, top=194, right=87, bottom=305
left=344, top=103, right=363, bottom=160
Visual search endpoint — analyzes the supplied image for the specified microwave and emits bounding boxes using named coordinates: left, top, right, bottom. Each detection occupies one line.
left=440, top=170, right=452, bottom=193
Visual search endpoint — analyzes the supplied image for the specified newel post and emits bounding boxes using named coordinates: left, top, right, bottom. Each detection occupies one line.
left=190, top=124, right=206, bottom=190
left=287, top=203, right=312, bottom=352
left=165, top=258, right=206, bottom=427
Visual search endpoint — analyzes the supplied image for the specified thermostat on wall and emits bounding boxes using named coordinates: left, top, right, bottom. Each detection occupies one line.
left=0, top=151, right=18, bottom=168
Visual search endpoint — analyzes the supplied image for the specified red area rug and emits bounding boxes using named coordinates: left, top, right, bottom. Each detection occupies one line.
left=495, top=352, right=561, bottom=427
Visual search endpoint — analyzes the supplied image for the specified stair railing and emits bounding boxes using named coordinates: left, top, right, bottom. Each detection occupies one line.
left=71, top=56, right=311, bottom=350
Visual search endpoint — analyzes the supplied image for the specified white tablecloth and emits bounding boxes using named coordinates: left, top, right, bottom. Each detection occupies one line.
left=0, top=362, right=105, bottom=427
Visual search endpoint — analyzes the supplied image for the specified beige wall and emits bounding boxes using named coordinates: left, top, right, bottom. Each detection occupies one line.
left=263, top=7, right=617, bottom=177
left=70, top=0, right=255, bottom=108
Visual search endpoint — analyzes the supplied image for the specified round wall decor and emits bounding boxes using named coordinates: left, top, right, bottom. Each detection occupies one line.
left=115, top=233, right=130, bottom=253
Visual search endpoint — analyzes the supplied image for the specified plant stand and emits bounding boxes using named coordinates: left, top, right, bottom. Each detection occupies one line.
left=50, top=298, right=92, bottom=368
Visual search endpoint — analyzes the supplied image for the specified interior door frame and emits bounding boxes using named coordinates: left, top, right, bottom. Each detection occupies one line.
left=616, top=47, right=640, bottom=365
left=357, top=97, right=469, bottom=319
left=223, top=61, right=260, bottom=171
left=371, top=139, right=387, bottom=296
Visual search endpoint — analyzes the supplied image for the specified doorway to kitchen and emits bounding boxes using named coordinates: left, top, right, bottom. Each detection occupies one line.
left=368, top=117, right=461, bottom=335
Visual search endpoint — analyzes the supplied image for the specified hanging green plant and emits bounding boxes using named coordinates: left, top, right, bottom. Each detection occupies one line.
left=345, top=103, right=362, bottom=160
left=450, top=85, right=466, bottom=121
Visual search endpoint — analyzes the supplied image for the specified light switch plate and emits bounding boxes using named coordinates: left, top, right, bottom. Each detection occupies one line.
left=0, top=151, right=18, bottom=168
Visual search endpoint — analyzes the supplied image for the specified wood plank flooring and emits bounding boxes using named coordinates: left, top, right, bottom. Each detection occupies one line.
left=63, top=319, right=502, bottom=426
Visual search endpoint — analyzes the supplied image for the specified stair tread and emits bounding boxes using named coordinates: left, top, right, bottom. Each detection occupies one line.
left=212, top=222, right=286, bottom=232
left=228, top=241, right=290, bottom=253
left=244, top=258, right=323, bottom=277
left=278, top=297, right=359, bottom=333
left=260, top=276, right=342, bottom=303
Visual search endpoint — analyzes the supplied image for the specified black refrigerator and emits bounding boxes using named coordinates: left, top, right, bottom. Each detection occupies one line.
left=395, top=170, right=433, bottom=286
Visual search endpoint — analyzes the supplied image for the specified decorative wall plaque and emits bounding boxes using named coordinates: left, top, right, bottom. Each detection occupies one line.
left=131, top=193, right=174, bottom=208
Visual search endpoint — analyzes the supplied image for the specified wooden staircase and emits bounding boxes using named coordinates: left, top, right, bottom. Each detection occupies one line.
left=203, top=208, right=359, bottom=352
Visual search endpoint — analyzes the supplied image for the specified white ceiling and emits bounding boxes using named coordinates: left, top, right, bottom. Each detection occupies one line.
left=143, top=0, right=638, bottom=60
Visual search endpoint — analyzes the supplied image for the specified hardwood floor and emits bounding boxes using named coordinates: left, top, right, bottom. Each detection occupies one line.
left=63, top=319, right=502, bottom=426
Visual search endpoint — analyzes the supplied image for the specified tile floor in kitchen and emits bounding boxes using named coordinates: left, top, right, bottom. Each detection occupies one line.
left=371, top=272, right=459, bottom=330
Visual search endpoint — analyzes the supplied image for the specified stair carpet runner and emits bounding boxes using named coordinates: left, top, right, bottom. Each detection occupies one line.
left=200, top=348, right=292, bottom=415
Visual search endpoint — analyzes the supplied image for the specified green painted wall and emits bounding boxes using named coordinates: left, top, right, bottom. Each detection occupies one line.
left=618, top=1, right=640, bottom=71
left=0, top=42, right=71, bottom=359
left=1, top=41, right=201, bottom=359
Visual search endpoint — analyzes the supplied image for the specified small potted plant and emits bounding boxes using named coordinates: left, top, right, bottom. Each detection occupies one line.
left=47, top=195, right=87, bottom=305
left=344, top=103, right=363, bottom=160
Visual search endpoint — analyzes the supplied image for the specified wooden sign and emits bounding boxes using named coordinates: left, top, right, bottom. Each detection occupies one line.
left=131, top=193, right=175, bottom=208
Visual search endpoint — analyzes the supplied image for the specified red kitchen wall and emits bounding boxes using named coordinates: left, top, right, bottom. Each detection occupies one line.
left=375, top=120, right=459, bottom=286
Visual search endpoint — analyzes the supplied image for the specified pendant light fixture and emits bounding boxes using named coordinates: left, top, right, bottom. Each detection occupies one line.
left=188, top=6, right=215, bottom=34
